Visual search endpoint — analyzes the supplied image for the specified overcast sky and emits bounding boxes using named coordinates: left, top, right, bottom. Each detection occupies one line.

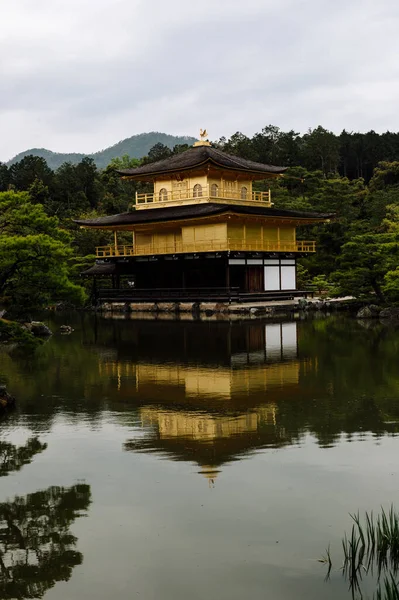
left=1, top=0, right=399, bottom=161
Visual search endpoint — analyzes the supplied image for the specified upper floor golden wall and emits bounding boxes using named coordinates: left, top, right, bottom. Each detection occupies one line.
left=96, top=218, right=316, bottom=257
left=135, top=175, right=271, bottom=210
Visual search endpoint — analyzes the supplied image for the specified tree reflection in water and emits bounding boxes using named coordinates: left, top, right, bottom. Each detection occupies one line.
left=0, top=484, right=91, bottom=599
left=0, top=438, right=47, bottom=478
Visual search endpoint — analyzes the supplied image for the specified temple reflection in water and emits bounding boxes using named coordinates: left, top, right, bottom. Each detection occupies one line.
left=96, top=320, right=310, bottom=481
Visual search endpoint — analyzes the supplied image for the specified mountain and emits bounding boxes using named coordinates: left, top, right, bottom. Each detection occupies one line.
left=6, top=132, right=197, bottom=170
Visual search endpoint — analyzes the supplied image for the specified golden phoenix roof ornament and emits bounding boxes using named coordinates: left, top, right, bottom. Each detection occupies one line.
left=194, top=128, right=211, bottom=147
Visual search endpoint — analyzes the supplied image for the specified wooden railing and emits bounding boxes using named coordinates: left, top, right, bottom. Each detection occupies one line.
left=96, top=240, right=316, bottom=257
left=96, top=245, right=134, bottom=257
left=135, top=187, right=272, bottom=207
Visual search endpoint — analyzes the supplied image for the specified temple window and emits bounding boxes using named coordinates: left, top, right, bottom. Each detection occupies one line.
left=193, top=184, right=203, bottom=198
left=159, top=188, right=168, bottom=201
left=241, top=186, right=248, bottom=200
left=211, top=184, right=219, bottom=197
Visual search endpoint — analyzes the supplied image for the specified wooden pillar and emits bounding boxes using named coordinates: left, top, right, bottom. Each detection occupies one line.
left=91, top=277, right=97, bottom=302
left=114, top=231, right=118, bottom=256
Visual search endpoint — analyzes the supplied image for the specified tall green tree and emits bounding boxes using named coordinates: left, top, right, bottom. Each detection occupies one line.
left=9, top=155, right=54, bottom=191
left=0, top=191, right=85, bottom=311
left=302, top=126, right=340, bottom=176
left=0, top=484, right=91, bottom=599
left=332, top=232, right=399, bottom=301
left=0, top=164, right=9, bottom=192
left=0, top=438, right=47, bottom=477
left=141, top=142, right=173, bottom=164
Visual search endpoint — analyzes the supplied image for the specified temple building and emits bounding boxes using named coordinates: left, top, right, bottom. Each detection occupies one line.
left=77, top=133, right=332, bottom=301
left=93, top=319, right=309, bottom=483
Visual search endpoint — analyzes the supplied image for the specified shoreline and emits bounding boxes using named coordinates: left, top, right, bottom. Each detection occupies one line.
left=94, top=296, right=361, bottom=321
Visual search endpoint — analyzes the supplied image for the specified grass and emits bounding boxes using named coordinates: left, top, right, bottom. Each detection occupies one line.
left=376, top=574, right=399, bottom=600
left=342, top=507, right=399, bottom=576
left=322, top=506, right=399, bottom=599
left=318, top=544, right=332, bottom=580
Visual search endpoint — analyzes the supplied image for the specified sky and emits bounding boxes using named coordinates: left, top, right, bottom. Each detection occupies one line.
left=1, top=0, right=399, bottom=162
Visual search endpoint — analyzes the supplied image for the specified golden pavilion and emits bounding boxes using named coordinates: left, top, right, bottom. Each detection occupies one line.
left=95, top=319, right=307, bottom=481
left=77, top=133, right=331, bottom=300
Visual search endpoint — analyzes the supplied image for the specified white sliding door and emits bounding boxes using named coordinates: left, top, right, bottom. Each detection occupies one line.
left=264, top=267, right=280, bottom=291
left=281, top=266, right=296, bottom=290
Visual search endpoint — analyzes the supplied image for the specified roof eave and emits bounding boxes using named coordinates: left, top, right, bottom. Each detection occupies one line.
left=117, top=158, right=287, bottom=180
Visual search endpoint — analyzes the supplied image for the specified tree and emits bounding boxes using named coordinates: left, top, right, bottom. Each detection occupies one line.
left=0, top=164, right=9, bottom=192
left=0, top=191, right=85, bottom=311
left=216, top=132, right=257, bottom=160
left=369, top=161, right=399, bottom=191
left=100, top=158, right=138, bottom=214
left=0, top=484, right=91, bottom=598
left=49, top=163, right=89, bottom=218
left=172, top=143, right=191, bottom=154
left=0, top=438, right=47, bottom=477
left=332, top=232, right=399, bottom=300
left=141, top=143, right=173, bottom=165
left=9, top=156, right=53, bottom=191
left=302, top=126, right=340, bottom=176
left=50, top=159, right=103, bottom=218
left=75, top=157, right=102, bottom=209
left=107, top=154, right=140, bottom=170
left=27, top=177, right=50, bottom=205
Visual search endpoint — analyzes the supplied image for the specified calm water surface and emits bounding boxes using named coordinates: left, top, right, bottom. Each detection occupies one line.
left=1, top=314, right=399, bottom=599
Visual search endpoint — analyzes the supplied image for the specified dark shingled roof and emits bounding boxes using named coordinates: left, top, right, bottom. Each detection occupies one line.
left=116, top=145, right=288, bottom=179
left=81, top=263, right=117, bottom=276
left=75, top=203, right=334, bottom=228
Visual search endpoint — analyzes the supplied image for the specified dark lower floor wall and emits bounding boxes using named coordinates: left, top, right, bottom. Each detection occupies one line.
left=89, top=254, right=298, bottom=292
left=136, top=257, right=227, bottom=289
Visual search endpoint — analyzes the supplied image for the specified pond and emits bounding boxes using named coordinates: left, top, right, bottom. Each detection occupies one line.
left=1, top=313, right=399, bottom=599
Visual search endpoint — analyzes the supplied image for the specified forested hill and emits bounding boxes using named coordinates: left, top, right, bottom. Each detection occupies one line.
left=7, top=132, right=197, bottom=170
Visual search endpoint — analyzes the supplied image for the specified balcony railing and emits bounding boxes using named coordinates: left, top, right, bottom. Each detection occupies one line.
left=135, top=187, right=272, bottom=208
left=96, top=240, right=316, bottom=258
left=96, top=245, right=135, bottom=257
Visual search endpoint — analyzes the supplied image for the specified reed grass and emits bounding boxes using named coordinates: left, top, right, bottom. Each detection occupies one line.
left=376, top=574, right=399, bottom=600
left=342, top=506, right=399, bottom=576
left=322, top=506, right=399, bottom=599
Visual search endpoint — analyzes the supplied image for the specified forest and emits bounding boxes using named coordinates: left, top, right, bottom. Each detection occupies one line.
left=1, top=124, right=399, bottom=311
left=7, top=132, right=196, bottom=170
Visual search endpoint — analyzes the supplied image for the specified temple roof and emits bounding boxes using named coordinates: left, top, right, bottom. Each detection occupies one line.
left=75, top=203, right=333, bottom=228
left=81, top=263, right=117, bottom=276
left=116, top=145, right=288, bottom=179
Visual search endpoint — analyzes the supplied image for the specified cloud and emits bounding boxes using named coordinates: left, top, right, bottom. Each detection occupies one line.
left=1, top=0, right=399, bottom=161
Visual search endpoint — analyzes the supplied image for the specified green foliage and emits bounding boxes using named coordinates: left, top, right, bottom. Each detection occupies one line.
left=141, top=142, right=174, bottom=164
left=0, top=191, right=86, bottom=312
left=324, top=507, right=399, bottom=599
left=370, top=162, right=399, bottom=191
left=0, top=319, right=40, bottom=349
left=296, top=263, right=311, bottom=288
left=8, top=155, right=54, bottom=190
left=5, top=128, right=399, bottom=304
left=333, top=233, right=399, bottom=301
left=0, top=483, right=91, bottom=598
left=0, top=437, right=47, bottom=477
left=310, top=274, right=337, bottom=296
left=7, top=132, right=197, bottom=170
left=108, top=154, right=140, bottom=170
left=302, top=126, right=340, bottom=176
